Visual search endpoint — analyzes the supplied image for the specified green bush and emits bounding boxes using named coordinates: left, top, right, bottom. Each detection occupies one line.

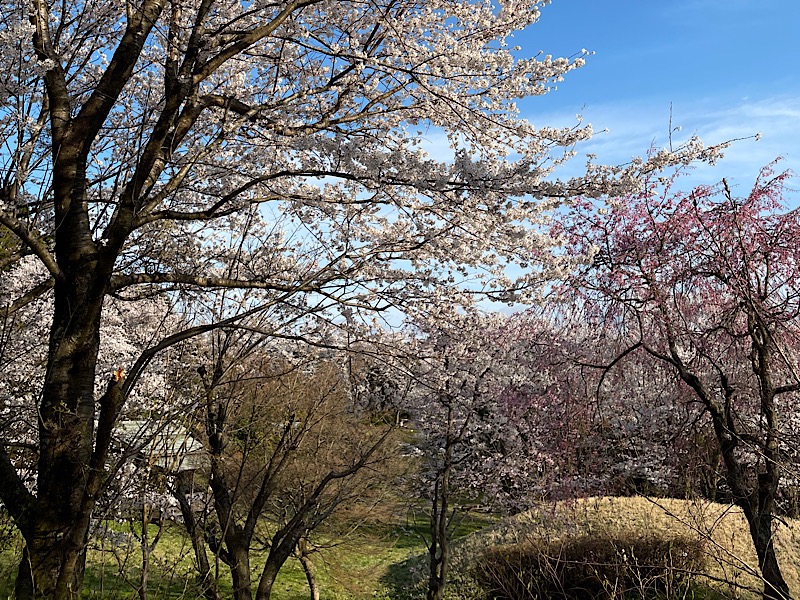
left=476, top=532, right=706, bottom=599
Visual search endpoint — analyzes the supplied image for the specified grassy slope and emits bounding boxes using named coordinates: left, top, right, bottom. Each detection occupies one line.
left=0, top=522, right=413, bottom=599
left=0, top=507, right=495, bottom=599
left=392, top=497, right=800, bottom=600
left=3, top=498, right=799, bottom=598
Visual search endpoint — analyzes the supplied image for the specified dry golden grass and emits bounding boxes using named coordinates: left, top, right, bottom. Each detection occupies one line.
left=472, top=497, right=800, bottom=599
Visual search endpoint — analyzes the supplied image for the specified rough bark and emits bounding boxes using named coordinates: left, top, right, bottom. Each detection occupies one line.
left=5, top=0, right=168, bottom=595
left=256, top=525, right=306, bottom=600
left=748, top=508, right=791, bottom=600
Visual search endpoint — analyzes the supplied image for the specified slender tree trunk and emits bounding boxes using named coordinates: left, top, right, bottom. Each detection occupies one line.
left=136, top=502, right=164, bottom=600
left=174, top=472, right=222, bottom=600
left=427, top=403, right=453, bottom=600
left=296, top=540, right=319, bottom=600
left=427, top=477, right=451, bottom=600
left=139, top=503, right=151, bottom=600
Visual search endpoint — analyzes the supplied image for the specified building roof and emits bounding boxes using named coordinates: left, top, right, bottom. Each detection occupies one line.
left=114, top=419, right=207, bottom=472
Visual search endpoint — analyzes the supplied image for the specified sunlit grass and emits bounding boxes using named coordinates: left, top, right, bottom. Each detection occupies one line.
left=386, top=497, right=800, bottom=600
left=6, top=498, right=798, bottom=598
left=0, top=504, right=495, bottom=599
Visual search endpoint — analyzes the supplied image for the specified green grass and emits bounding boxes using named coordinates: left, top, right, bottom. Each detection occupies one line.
left=0, top=506, right=493, bottom=599
left=5, top=498, right=798, bottom=599
left=384, top=497, right=800, bottom=600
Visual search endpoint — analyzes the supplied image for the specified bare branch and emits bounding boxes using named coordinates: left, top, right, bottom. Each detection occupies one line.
left=0, top=211, right=60, bottom=278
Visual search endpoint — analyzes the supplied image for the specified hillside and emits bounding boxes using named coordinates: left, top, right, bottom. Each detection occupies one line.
left=388, top=497, right=800, bottom=599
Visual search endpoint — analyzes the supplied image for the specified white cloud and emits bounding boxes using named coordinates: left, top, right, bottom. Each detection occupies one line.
left=530, top=94, right=800, bottom=202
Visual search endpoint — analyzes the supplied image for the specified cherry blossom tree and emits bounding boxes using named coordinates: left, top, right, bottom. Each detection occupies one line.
left=399, top=312, right=543, bottom=600
left=0, top=0, right=726, bottom=595
left=557, top=162, right=800, bottom=600
left=0, top=257, right=191, bottom=598
left=497, top=310, right=718, bottom=501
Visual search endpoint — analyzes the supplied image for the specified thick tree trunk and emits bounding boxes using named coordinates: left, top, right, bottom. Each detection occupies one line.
left=255, top=558, right=281, bottom=600
left=743, top=503, right=792, bottom=600
left=256, top=529, right=305, bottom=600
left=229, top=545, right=253, bottom=600
left=718, top=434, right=791, bottom=599
left=17, top=201, right=121, bottom=599
left=22, top=272, right=104, bottom=598
left=21, top=527, right=89, bottom=600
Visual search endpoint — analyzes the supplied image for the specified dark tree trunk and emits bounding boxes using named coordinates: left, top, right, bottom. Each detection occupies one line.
left=229, top=545, right=253, bottom=600
left=751, top=517, right=791, bottom=600
left=426, top=476, right=451, bottom=600
left=13, top=546, right=34, bottom=599
left=667, top=327, right=793, bottom=600
left=715, top=431, right=791, bottom=600
left=427, top=403, right=454, bottom=600
left=741, top=487, right=792, bottom=600
left=23, top=267, right=107, bottom=599
left=256, top=560, right=280, bottom=600
left=206, top=405, right=254, bottom=600
left=173, top=472, right=222, bottom=600
left=715, top=446, right=792, bottom=599
left=256, top=527, right=306, bottom=600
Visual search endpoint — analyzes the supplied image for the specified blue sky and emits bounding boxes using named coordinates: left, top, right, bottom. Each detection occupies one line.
left=512, top=0, right=800, bottom=200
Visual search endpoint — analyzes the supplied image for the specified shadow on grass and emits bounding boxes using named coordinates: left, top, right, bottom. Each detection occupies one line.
left=380, top=552, right=426, bottom=600
left=378, top=510, right=498, bottom=600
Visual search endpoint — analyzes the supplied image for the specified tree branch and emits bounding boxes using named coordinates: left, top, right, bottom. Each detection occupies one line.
left=0, top=278, right=54, bottom=318
left=774, top=383, right=800, bottom=395
left=0, top=444, right=35, bottom=538
left=0, top=211, right=60, bottom=278
left=194, top=0, right=322, bottom=84
left=68, top=0, right=167, bottom=153
left=110, top=272, right=315, bottom=294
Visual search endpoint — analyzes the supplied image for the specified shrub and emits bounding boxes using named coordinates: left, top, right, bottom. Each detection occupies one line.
left=476, top=532, right=706, bottom=599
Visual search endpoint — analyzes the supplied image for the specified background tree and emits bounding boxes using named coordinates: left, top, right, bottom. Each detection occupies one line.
left=557, top=162, right=800, bottom=600
left=498, top=310, right=719, bottom=501
left=401, top=313, right=540, bottom=600
left=0, top=0, right=725, bottom=595
left=170, top=329, right=399, bottom=600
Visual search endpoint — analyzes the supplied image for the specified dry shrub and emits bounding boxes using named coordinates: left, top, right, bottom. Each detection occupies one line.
left=476, top=531, right=705, bottom=599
